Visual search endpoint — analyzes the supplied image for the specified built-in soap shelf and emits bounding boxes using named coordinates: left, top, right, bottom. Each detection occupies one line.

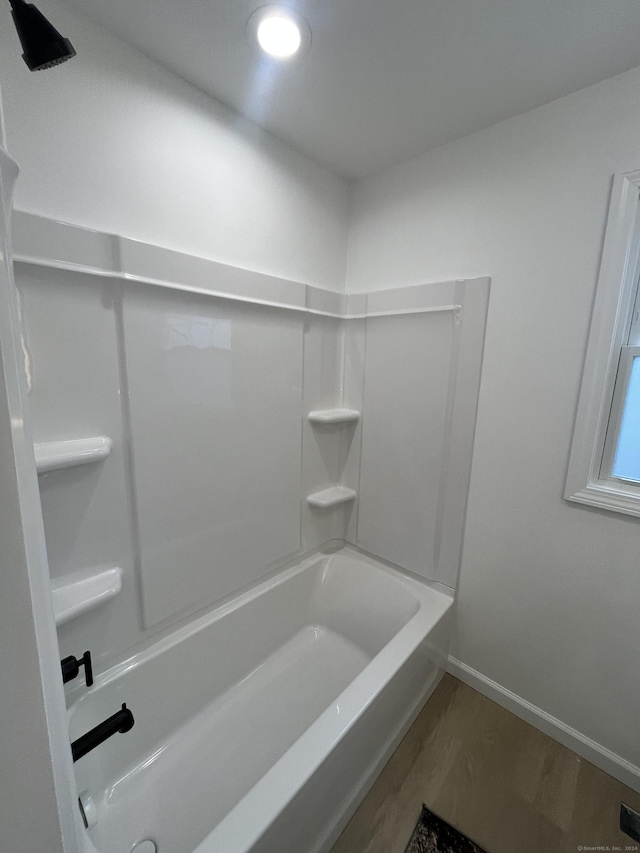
left=306, top=408, right=359, bottom=509
left=34, top=436, right=113, bottom=474
left=51, top=566, right=123, bottom=627
left=307, top=408, right=360, bottom=425
left=306, top=485, right=357, bottom=509
left=34, top=436, right=116, bottom=627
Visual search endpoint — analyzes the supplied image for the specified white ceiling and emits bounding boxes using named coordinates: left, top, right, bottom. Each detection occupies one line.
left=64, top=0, right=640, bottom=179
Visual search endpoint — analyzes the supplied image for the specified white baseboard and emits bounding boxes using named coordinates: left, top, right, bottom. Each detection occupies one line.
left=447, top=656, right=640, bottom=794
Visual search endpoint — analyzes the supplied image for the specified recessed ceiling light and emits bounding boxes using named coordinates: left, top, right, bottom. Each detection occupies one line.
left=248, top=6, right=311, bottom=60
left=258, top=14, right=300, bottom=58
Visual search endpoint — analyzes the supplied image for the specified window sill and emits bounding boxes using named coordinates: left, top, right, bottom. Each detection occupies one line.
left=565, top=480, right=640, bottom=518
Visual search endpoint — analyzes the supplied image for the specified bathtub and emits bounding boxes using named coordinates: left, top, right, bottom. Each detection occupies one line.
left=70, top=546, right=453, bottom=853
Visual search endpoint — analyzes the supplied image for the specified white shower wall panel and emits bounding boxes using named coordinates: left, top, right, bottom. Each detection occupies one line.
left=16, top=265, right=137, bottom=666
left=122, top=287, right=304, bottom=628
left=342, top=318, right=366, bottom=545
left=357, top=310, right=455, bottom=580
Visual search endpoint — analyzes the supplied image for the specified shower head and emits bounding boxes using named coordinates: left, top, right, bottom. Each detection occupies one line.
left=9, top=0, right=76, bottom=71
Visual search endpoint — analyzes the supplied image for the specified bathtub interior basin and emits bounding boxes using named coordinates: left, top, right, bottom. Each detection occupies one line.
left=70, top=546, right=453, bottom=853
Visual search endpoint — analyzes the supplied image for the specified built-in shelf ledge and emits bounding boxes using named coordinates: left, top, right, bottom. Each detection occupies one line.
left=306, top=486, right=357, bottom=509
left=51, top=566, right=123, bottom=627
left=34, top=436, right=113, bottom=474
left=307, top=409, right=361, bottom=425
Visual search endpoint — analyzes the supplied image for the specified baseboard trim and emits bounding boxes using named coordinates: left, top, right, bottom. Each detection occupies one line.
left=447, top=657, right=640, bottom=794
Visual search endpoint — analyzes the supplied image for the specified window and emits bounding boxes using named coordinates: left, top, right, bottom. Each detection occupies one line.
left=605, top=344, right=640, bottom=485
left=565, top=169, right=640, bottom=517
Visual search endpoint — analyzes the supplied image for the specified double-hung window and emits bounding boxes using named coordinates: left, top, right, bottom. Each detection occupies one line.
left=566, top=169, right=640, bottom=516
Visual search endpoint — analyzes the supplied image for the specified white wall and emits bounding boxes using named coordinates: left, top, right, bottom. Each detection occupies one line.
left=347, top=65, right=640, bottom=780
left=0, top=0, right=348, bottom=290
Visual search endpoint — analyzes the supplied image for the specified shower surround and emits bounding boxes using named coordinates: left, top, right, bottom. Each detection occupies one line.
left=12, top=210, right=489, bottom=852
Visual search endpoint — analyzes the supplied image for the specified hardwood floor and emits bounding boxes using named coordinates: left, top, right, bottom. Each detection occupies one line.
left=330, top=675, right=640, bottom=853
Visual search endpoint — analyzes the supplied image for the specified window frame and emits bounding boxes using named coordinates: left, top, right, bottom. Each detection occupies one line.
left=565, top=169, right=640, bottom=517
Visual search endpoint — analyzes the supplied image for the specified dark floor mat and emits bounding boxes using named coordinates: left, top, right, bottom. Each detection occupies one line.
left=404, top=805, right=488, bottom=853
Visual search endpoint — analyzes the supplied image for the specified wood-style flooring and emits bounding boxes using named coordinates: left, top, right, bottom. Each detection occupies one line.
left=330, top=675, right=640, bottom=853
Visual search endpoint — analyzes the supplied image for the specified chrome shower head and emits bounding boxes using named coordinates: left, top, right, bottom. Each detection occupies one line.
left=9, top=0, right=76, bottom=71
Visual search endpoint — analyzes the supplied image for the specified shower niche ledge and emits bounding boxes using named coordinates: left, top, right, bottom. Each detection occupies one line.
left=34, top=435, right=113, bottom=474
left=51, top=565, right=123, bottom=627
left=306, top=485, right=357, bottom=509
left=307, top=408, right=360, bottom=425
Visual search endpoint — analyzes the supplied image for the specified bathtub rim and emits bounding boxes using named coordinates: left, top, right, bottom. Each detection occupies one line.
left=69, top=543, right=452, bottom=702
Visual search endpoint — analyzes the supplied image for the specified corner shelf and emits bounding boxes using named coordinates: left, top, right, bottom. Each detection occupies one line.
left=34, top=436, right=113, bottom=474
left=307, top=409, right=360, bottom=425
left=306, top=486, right=357, bottom=509
left=51, top=566, right=123, bottom=627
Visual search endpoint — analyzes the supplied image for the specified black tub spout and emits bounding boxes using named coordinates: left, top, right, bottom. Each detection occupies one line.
left=71, top=704, right=134, bottom=763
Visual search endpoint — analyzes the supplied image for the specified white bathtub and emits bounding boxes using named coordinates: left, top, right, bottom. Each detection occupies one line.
left=71, top=546, right=453, bottom=853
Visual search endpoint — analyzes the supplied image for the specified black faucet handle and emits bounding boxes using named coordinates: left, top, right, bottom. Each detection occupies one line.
left=61, top=650, right=93, bottom=687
